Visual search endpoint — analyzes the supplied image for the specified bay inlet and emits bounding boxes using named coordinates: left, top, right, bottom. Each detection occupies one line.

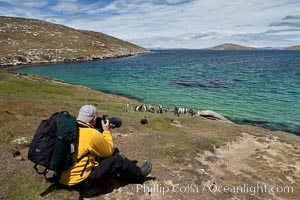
left=12, top=50, right=300, bottom=135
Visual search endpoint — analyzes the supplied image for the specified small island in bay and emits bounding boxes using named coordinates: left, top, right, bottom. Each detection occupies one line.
left=283, top=45, right=300, bottom=50
left=210, top=43, right=257, bottom=50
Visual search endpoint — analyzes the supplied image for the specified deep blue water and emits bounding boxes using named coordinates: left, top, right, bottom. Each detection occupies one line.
left=12, top=50, right=300, bottom=135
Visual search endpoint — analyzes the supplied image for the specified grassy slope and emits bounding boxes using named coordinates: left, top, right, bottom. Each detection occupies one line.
left=0, top=71, right=140, bottom=199
left=0, top=71, right=299, bottom=200
left=0, top=16, right=148, bottom=65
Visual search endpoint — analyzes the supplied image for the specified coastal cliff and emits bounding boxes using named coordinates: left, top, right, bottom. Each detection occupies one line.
left=0, top=16, right=148, bottom=67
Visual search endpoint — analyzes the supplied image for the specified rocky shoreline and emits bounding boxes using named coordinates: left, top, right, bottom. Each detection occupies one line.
left=0, top=51, right=148, bottom=69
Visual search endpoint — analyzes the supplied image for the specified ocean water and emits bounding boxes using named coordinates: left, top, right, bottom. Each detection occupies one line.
left=12, top=50, right=300, bottom=135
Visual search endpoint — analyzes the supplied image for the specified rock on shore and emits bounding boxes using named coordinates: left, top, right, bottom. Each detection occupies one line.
left=198, top=110, right=230, bottom=122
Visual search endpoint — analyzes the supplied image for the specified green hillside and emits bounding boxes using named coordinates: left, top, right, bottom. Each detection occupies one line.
left=0, top=16, right=148, bottom=67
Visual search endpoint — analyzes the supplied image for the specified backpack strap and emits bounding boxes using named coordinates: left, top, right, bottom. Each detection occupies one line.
left=40, top=182, right=59, bottom=197
left=33, top=163, right=48, bottom=175
left=38, top=151, right=92, bottom=198
left=39, top=171, right=62, bottom=196
left=80, top=156, right=90, bottom=177
left=74, top=152, right=90, bottom=177
left=37, top=152, right=90, bottom=197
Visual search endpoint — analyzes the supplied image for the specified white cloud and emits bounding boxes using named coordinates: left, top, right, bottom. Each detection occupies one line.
left=1, top=0, right=300, bottom=48
left=50, top=2, right=81, bottom=13
left=1, top=0, right=48, bottom=8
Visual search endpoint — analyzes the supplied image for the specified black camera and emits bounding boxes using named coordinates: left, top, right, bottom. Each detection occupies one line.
left=95, top=115, right=122, bottom=133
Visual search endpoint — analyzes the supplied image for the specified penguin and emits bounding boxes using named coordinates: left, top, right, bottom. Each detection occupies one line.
left=140, top=116, right=148, bottom=125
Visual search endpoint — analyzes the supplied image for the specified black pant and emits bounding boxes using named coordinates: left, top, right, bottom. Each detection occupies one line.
left=74, top=150, right=142, bottom=197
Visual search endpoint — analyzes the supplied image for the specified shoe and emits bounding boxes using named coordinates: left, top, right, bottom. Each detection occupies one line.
left=140, top=160, right=152, bottom=181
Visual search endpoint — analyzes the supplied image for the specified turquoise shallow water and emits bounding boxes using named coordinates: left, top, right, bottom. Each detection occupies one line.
left=12, top=50, right=300, bottom=135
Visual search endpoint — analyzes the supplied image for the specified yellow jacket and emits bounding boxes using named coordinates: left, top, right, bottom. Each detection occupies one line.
left=59, top=120, right=114, bottom=186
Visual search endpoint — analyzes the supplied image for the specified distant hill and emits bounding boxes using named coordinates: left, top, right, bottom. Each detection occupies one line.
left=211, top=43, right=256, bottom=50
left=0, top=16, right=148, bottom=67
left=283, top=45, right=300, bottom=50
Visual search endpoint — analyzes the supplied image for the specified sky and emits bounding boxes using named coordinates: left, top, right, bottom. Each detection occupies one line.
left=1, top=0, right=300, bottom=49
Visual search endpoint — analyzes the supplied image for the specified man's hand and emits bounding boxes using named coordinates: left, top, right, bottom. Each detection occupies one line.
left=101, top=119, right=110, bottom=131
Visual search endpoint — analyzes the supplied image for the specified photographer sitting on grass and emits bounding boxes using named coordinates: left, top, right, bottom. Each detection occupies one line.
left=59, top=105, right=152, bottom=197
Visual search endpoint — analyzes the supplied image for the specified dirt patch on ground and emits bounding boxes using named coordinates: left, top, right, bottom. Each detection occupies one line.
left=82, top=131, right=299, bottom=200
left=196, top=132, right=299, bottom=199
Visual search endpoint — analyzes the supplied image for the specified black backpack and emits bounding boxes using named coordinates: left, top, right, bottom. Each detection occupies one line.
left=28, top=111, right=79, bottom=196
